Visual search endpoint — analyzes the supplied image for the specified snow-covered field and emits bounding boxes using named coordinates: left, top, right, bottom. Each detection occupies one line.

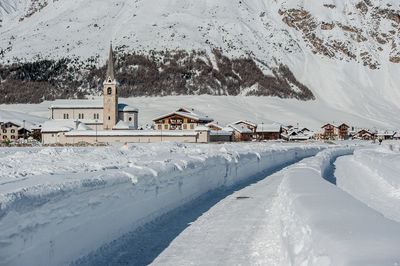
left=2, top=95, right=399, bottom=131
left=1, top=141, right=400, bottom=265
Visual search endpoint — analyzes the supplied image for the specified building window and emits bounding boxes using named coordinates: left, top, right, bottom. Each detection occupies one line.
left=108, top=116, right=111, bottom=120
left=11, top=135, right=15, bottom=139
left=183, top=124, right=187, bottom=130
left=129, top=117, right=132, bottom=121
left=164, top=125, right=168, bottom=130
left=78, top=113, right=84, bottom=119
left=2, top=135, right=6, bottom=139
left=63, top=114, right=69, bottom=119
left=10, top=129, right=15, bottom=133
left=158, top=125, right=162, bottom=130
left=107, top=87, right=112, bottom=95
left=190, top=124, right=195, bottom=129
left=2, top=129, right=6, bottom=133
left=94, top=113, right=99, bottom=119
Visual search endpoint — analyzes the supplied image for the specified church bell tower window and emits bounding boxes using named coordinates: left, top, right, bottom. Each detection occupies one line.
left=107, top=87, right=112, bottom=95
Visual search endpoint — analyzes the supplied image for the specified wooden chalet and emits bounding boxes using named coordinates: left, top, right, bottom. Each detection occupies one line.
left=233, top=120, right=257, bottom=138
left=256, top=123, right=281, bottom=140
left=338, top=124, right=350, bottom=140
left=322, top=123, right=350, bottom=140
left=228, top=124, right=253, bottom=142
left=153, top=108, right=213, bottom=130
left=321, top=123, right=338, bottom=139
left=357, top=129, right=374, bottom=140
left=206, top=122, right=224, bottom=131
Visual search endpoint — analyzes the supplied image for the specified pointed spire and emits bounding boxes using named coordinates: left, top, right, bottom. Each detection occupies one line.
left=106, top=42, right=115, bottom=82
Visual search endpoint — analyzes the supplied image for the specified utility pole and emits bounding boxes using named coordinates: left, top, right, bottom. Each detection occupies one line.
left=23, top=120, right=26, bottom=142
left=95, top=119, right=98, bottom=144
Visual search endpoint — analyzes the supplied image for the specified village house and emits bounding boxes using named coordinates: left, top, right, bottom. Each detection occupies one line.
left=1, top=122, right=19, bottom=142
left=0, top=121, right=31, bottom=142
left=321, top=123, right=338, bottom=139
left=256, top=123, right=281, bottom=141
left=356, top=129, right=374, bottom=140
left=377, top=130, right=395, bottom=140
left=228, top=124, right=253, bottom=142
left=232, top=120, right=257, bottom=138
left=321, top=123, right=350, bottom=140
left=153, top=108, right=214, bottom=130
left=281, top=126, right=313, bottom=141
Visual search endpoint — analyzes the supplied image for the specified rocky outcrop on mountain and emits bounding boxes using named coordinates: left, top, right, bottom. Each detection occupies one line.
left=279, top=1, right=400, bottom=69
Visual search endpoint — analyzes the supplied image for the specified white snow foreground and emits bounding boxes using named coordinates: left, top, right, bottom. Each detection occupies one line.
left=335, top=143, right=400, bottom=222
left=279, top=147, right=400, bottom=265
left=0, top=143, right=323, bottom=266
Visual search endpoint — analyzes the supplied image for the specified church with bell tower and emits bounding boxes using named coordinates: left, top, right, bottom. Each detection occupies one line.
left=103, top=43, right=119, bottom=130
left=47, top=43, right=139, bottom=134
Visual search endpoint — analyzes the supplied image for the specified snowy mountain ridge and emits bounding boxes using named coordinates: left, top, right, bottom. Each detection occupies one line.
left=1, top=0, right=400, bottom=127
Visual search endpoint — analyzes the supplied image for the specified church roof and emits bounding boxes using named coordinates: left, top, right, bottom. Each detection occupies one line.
left=106, top=42, right=115, bottom=82
left=118, top=104, right=138, bottom=112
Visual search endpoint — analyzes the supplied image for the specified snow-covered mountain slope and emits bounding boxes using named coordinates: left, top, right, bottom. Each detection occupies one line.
left=1, top=0, right=400, bottom=126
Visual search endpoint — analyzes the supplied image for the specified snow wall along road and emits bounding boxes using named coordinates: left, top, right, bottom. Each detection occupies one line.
left=0, top=144, right=323, bottom=266
left=278, top=147, right=400, bottom=265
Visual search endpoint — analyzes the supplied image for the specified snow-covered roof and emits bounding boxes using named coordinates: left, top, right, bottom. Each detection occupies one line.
left=65, top=130, right=198, bottom=137
left=153, top=107, right=213, bottom=122
left=77, top=122, right=93, bottom=131
left=377, top=130, right=395, bottom=136
left=118, top=104, right=138, bottom=112
left=232, top=120, right=257, bottom=127
left=113, top=120, right=134, bottom=130
left=256, top=123, right=281, bottom=133
left=194, top=125, right=211, bottom=131
left=222, top=127, right=234, bottom=132
left=50, top=100, right=103, bottom=109
left=228, top=124, right=252, bottom=134
left=206, top=122, right=223, bottom=130
left=41, top=120, right=76, bottom=133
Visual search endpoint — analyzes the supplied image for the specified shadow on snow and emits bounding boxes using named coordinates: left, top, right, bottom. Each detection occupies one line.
left=71, top=155, right=314, bottom=266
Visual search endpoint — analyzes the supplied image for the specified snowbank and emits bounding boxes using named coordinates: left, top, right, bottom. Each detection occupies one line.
left=278, top=147, right=400, bottom=265
left=335, top=144, right=400, bottom=222
left=0, top=143, right=323, bottom=265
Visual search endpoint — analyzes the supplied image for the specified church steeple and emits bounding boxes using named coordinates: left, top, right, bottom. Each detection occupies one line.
left=103, top=42, right=118, bottom=130
left=106, top=42, right=115, bottom=82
